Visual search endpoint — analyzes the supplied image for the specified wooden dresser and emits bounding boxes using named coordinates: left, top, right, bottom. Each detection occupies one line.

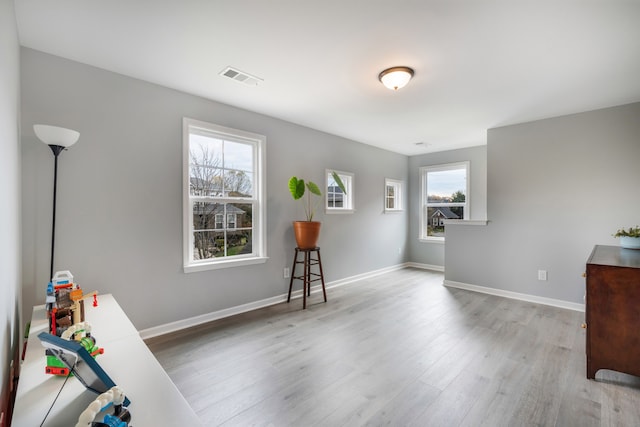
left=585, top=245, right=640, bottom=379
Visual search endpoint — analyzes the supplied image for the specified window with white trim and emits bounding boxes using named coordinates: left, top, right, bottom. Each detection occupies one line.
left=420, top=162, right=469, bottom=241
left=326, top=170, right=353, bottom=213
left=183, top=118, right=266, bottom=272
left=384, top=178, right=403, bottom=212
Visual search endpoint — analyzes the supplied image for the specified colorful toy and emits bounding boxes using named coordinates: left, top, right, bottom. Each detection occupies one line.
left=38, top=333, right=132, bottom=426
left=75, top=386, right=131, bottom=427
left=45, top=321, right=105, bottom=375
left=45, top=270, right=99, bottom=336
left=44, top=270, right=102, bottom=376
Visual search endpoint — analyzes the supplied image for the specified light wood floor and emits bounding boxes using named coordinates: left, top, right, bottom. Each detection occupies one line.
left=146, top=268, right=640, bottom=426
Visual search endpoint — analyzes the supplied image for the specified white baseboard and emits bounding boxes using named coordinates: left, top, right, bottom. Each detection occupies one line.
left=327, top=263, right=406, bottom=288
left=139, top=293, right=286, bottom=339
left=443, top=279, right=585, bottom=312
left=140, top=266, right=585, bottom=339
left=405, top=262, right=445, bottom=272
left=139, top=263, right=406, bottom=339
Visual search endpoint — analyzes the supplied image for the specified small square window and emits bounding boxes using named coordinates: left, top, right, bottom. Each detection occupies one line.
left=326, top=170, right=353, bottom=213
left=384, top=178, right=403, bottom=212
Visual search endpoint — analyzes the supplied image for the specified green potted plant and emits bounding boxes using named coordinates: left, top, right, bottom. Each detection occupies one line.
left=613, top=226, right=640, bottom=249
left=289, top=172, right=346, bottom=248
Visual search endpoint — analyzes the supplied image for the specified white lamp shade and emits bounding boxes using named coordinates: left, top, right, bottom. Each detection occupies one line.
left=34, top=124, right=80, bottom=147
left=379, top=66, right=414, bottom=91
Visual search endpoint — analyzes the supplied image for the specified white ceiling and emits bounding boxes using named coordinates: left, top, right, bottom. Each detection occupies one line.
left=14, top=0, right=640, bottom=156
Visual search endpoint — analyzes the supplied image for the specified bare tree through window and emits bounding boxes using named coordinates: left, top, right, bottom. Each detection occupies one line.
left=189, top=141, right=253, bottom=260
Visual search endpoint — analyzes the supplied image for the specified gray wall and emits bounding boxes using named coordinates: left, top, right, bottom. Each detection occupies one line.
left=445, top=103, right=640, bottom=303
left=0, top=0, right=21, bottom=410
left=20, top=48, right=408, bottom=330
left=408, top=145, right=487, bottom=267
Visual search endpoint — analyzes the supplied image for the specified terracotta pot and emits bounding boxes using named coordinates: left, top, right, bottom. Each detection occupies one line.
left=293, top=221, right=321, bottom=249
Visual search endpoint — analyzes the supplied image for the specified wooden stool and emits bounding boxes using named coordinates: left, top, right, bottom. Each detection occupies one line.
left=287, top=247, right=327, bottom=309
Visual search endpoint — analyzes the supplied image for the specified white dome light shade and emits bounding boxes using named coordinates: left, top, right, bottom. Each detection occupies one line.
left=378, top=66, right=414, bottom=91
left=34, top=124, right=80, bottom=147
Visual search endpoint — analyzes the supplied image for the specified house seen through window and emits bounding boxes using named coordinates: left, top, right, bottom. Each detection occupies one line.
left=326, top=170, right=353, bottom=213
left=420, top=162, right=469, bottom=240
left=183, top=118, right=266, bottom=272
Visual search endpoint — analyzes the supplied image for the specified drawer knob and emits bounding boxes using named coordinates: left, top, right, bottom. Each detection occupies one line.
left=581, top=323, right=587, bottom=329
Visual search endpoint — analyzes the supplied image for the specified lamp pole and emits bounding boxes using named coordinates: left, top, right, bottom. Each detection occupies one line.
left=48, top=144, right=66, bottom=281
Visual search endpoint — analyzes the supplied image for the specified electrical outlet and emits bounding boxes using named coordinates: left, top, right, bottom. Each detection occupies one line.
left=284, top=267, right=290, bottom=279
left=538, top=270, right=548, bottom=281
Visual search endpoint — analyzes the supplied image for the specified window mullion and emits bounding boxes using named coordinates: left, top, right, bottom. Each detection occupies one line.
left=425, top=202, right=466, bottom=207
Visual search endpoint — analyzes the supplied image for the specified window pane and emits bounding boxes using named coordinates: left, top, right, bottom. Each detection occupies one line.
left=386, top=185, right=395, bottom=198
left=227, top=230, right=252, bottom=256
left=222, top=202, right=252, bottom=256
left=189, top=136, right=254, bottom=198
left=224, top=170, right=253, bottom=197
left=227, top=203, right=253, bottom=229
left=426, top=206, right=464, bottom=237
left=189, top=137, right=223, bottom=197
left=193, top=202, right=222, bottom=231
left=328, top=191, right=343, bottom=208
left=190, top=134, right=223, bottom=166
left=224, top=140, right=253, bottom=173
left=328, top=174, right=338, bottom=188
left=193, top=230, right=225, bottom=259
left=191, top=202, right=253, bottom=260
left=327, top=174, right=344, bottom=207
left=427, top=169, right=466, bottom=203
left=386, top=184, right=395, bottom=209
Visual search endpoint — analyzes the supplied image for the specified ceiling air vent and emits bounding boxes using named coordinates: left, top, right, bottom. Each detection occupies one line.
left=219, top=67, right=263, bottom=86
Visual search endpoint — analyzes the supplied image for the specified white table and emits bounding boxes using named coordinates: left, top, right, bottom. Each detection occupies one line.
left=12, top=294, right=203, bottom=426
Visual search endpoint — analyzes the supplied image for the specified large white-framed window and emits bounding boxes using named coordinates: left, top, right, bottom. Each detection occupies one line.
left=384, top=178, right=403, bottom=212
left=183, top=118, right=267, bottom=272
left=326, top=169, right=354, bottom=213
left=420, top=161, right=469, bottom=241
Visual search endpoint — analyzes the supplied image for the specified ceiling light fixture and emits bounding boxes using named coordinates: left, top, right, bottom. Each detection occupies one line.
left=378, top=66, right=414, bottom=91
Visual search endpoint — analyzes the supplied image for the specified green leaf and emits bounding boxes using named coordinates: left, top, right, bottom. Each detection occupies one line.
left=331, top=171, right=347, bottom=194
left=306, top=181, right=322, bottom=196
left=613, top=225, right=640, bottom=238
left=289, top=177, right=305, bottom=200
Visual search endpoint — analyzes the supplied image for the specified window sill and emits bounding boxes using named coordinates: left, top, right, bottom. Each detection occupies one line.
left=384, top=209, right=404, bottom=213
left=184, top=256, right=268, bottom=273
left=419, top=237, right=445, bottom=244
left=325, top=209, right=355, bottom=215
left=442, top=220, right=488, bottom=226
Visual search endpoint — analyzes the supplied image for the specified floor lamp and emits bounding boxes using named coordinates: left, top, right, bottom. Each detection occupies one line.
left=34, top=124, right=80, bottom=282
